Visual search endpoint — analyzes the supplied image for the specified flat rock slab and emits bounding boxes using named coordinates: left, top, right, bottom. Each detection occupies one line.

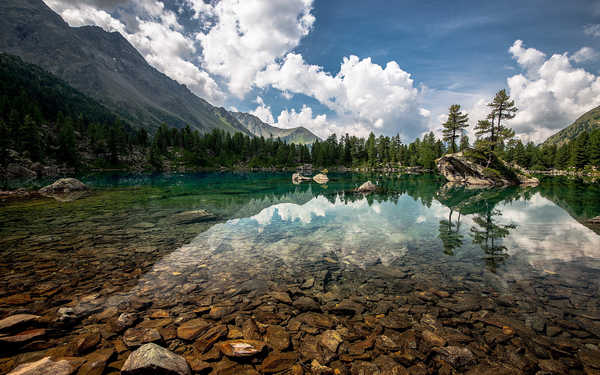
left=7, top=357, right=74, bottom=375
left=39, top=178, right=88, bottom=194
left=0, top=314, right=40, bottom=332
left=121, top=343, right=191, bottom=375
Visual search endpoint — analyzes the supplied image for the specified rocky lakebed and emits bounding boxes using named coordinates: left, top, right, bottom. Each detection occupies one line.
left=0, top=172, right=599, bottom=375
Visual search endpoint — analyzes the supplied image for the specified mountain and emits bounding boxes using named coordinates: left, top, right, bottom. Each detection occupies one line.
left=543, top=105, right=600, bottom=146
left=0, top=0, right=252, bottom=136
left=230, top=112, right=320, bottom=145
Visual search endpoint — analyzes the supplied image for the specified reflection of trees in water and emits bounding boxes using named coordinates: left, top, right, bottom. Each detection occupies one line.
left=470, top=205, right=516, bottom=273
left=438, top=209, right=463, bottom=256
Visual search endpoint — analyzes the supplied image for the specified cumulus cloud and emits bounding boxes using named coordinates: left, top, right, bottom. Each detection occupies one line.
left=584, top=24, right=600, bottom=37
left=507, top=40, right=600, bottom=143
left=571, top=47, right=598, bottom=63
left=44, top=0, right=225, bottom=104
left=196, top=0, right=315, bottom=97
left=255, top=53, right=428, bottom=139
left=250, top=97, right=329, bottom=138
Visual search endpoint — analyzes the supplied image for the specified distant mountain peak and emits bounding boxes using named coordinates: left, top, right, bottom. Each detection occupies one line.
left=543, top=105, right=600, bottom=146
left=230, top=111, right=320, bottom=145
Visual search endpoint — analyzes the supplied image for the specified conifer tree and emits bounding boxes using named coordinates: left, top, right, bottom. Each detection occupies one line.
left=475, top=89, right=517, bottom=152
left=459, top=135, right=470, bottom=151
left=570, top=131, right=589, bottom=169
left=442, top=104, right=469, bottom=154
left=21, top=114, right=42, bottom=161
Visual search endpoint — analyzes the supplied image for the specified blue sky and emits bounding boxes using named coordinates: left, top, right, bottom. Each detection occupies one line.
left=45, top=0, right=600, bottom=142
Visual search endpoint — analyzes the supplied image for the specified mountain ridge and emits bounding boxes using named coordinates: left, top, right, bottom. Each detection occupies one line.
left=230, top=112, right=320, bottom=144
left=543, top=105, right=600, bottom=146
left=0, top=0, right=319, bottom=144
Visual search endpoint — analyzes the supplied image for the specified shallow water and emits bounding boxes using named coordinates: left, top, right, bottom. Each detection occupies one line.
left=1, top=173, right=599, bottom=374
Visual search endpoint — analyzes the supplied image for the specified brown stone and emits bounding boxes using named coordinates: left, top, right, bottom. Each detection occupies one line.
left=422, top=330, right=446, bottom=347
left=75, top=333, right=101, bottom=354
left=209, top=306, right=235, bottom=320
left=319, top=330, right=343, bottom=353
left=0, top=328, right=46, bottom=344
left=122, top=328, right=161, bottom=348
left=270, top=291, right=292, bottom=304
left=0, top=314, right=40, bottom=332
left=260, top=352, right=298, bottom=373
left=77, top=348, right=114, bottom=375
left=193, top=324, right=228, bottom=353
left=293, top=296, right=320, bottom=311
left=265, top=325, right=290, bottom=351
left=0, top=293, right=32, bottom=306
left=434, top=346, right=475, bottom=370
left=176, top=318, right=210, bottom=341
left=7, top=357, right=74, bottom=375
left=217, top=339, right=266, bottom=358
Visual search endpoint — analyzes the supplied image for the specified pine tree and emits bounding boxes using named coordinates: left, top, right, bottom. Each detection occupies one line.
left=459, top=135, right=470, bottom=151
left=588, top=129, right=600, bottom=167
left=554, top=144, right=570, bottom=169
left=366, top=132, right=377, bottom=166
left=570, top=131, right=589, bottom=169
left=475, top=89, right=517, bottom=153
left=20, top=114, right=42, bottom=161
left=58, top=116, right=77, bottom=164
left=442, top=104, right=469, bottom=154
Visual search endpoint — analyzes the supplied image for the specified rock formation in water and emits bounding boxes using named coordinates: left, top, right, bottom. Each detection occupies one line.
left=312, top=173, right=329, bottom=184
left=355, top=181, right=377, bottom=193
left=39, top=178, right=88, bottom=194
left=292, top=173, right=312, bottom=183
left=436, top=149, right=538, bottom=186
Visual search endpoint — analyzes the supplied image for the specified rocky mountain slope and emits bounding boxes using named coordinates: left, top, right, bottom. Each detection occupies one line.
left=230, top=112, right=320, bottom=144
left=0, top=0, right=253, bottom=135
left=544, top=105, right=600, bottom=146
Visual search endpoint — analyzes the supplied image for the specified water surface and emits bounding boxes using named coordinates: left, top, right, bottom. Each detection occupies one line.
left=1, top=173, right=599, bottom=374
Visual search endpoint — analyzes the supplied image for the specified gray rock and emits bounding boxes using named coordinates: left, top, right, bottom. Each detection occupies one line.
left=355, top=181, right=377, bottom=193
left=436, top=149, right=538, bottom=186
left=39, top=178, right=88, bottom=194
left=121, top=343, right=191, bottom=375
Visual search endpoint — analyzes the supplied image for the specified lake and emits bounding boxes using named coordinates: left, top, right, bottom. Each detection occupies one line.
left=1, top=172, right=599, bottom=374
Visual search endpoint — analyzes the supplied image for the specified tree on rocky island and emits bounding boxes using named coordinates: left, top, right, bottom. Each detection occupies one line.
left=474, top=89, right=517, bottom=154
left=442, top=104, right=469, bottom=154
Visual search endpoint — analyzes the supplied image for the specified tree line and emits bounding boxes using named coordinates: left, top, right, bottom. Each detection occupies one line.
left=1, top=57, right=598, bottom=173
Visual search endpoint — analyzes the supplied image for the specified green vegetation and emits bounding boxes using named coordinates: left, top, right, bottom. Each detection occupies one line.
left=442, top=104, right=469, bottom=154
left=544, top=105, right=600, bottom=146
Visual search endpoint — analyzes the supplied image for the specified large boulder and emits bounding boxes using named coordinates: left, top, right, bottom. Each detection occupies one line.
left=312, top=173, right=329, bottom=184
left=121, top=343, right=191, bottom=375
left=355, top=181, right=377, bottom=193
left=39, top=178, right=88, bottom=194
left=436, top=149, right=538, bottom=186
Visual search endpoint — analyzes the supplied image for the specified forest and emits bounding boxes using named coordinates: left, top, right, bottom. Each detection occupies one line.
left=1, top=52, right=599, bottom=173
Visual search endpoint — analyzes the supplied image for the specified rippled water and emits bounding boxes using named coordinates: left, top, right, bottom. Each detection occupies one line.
left=1, top=172, right=599, bottom=374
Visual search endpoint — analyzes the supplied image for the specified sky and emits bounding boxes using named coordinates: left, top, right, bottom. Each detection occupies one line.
left=43, top=0, right=600, bottom=143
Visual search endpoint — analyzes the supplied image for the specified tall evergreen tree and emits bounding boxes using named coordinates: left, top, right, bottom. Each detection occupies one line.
left=459, top=135, right=470, bottom=151
left=442, top=104, right=469, bottom=154
left=20, top=114, right=42, bottom=161
left=475, top=89, right=517, bottom=152
left=570, top=131, right=589, bottom=169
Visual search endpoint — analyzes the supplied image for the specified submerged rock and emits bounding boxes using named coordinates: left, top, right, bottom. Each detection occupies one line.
left=588, top=216, right=600, bottom=224
left=355, top=181, right=377, bottom=193
left=217, top=339, right=266, bottom=357
left=312, top=173, right=329, bottom=184
left=436, top=149, right=538, bottom=186
left=0, top=314, right=40, bottom=333
left=7, top=357, right=74, bottom=375
left=121, top=343, right=191, bottom=375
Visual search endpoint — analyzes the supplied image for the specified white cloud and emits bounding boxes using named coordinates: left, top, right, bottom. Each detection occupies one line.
left=196, top=0, right=315, bottom=97
left=44, top=0, right=225, bottom=104
left=507, top=40, right=600, bottom=143
left=250, top=98, right=329, bottom=138
left=255, top=53, right=428, bottom=139
left=571, top=47, right=598, bottom=63
left=584, top=24, right=600, bottom=38
left=249, top=96, right=275, bottom=124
